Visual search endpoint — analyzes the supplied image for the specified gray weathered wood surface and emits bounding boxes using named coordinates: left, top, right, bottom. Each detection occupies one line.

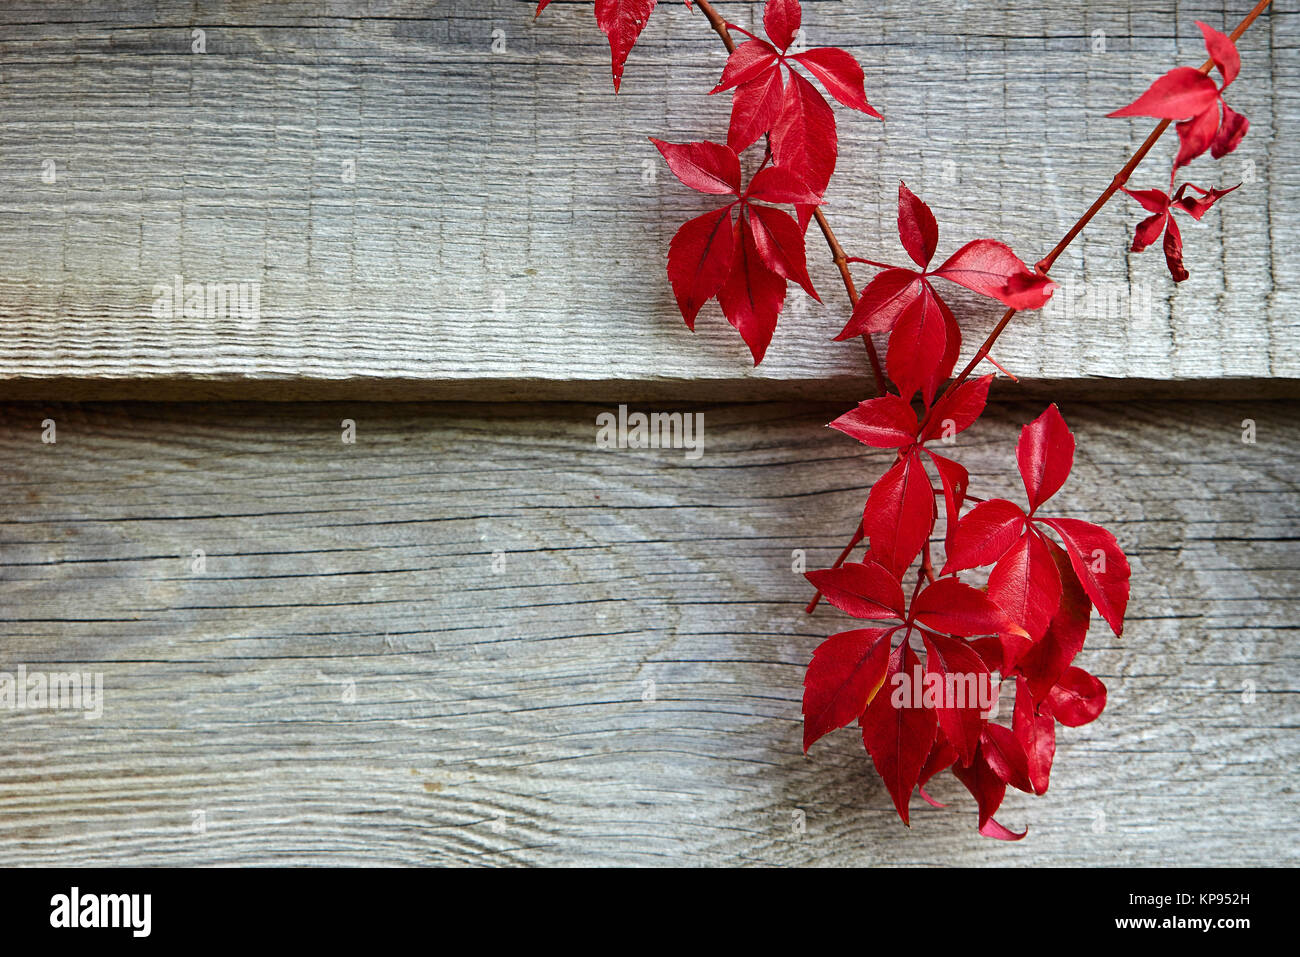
left=0, top=400, right=1295, bottom=865
left=0, top=0, right=1295, bottom=399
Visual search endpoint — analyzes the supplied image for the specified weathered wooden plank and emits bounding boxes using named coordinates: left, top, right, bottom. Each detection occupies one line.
left=0, top=0, right=1294, bottom=398
left=0, top=399, right=1294, bottom=865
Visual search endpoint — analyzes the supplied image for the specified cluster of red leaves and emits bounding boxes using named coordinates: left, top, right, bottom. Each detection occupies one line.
left=651, top=139, right=821, bottom=363
left=1110, top=21, right=1248, bottom=281
left=805, top=403, right=1128, bottom=838
left=837, top=183, right=1054, bottom=404
left=652, top=0, right=884, bottom=362
left=536, top=0, right=1256, bottom=838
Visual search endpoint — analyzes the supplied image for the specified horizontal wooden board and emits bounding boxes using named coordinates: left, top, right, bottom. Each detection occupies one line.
left=0, top=398, right=1295, bottom=865
left=0, top=0, right=1294, bottom=398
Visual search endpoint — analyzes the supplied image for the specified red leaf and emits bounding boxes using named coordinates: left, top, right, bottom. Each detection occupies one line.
left=1039, top=517, right=1131, bottom=636
left=771, top=71, right=838, bottom=195
left=535, top=0, right=552, bottom=16
left=917, top=735, right=958, bottom=804
left=981, top=722, right=1033, bottom=793
left=802, top=626, right=894, bottom=751
left=716, top=215, right=787, bottom=363
left=987, top=528, right=1063, bottom=643
left=649, top=138, right=740, bottom=195
left=979, top=816, right=1028, bottom=841
left=952, top=744, right=1008, bottom=832
left=1211, top=102, right=1249, bottom=158
left=834, top=268, right=922, bottom=340
left=829, top=394, right=917, bottom=449
left=791, top=47, right=882, bottom=118
left=1015, top=539, right=1091, bottom=701
left=804, top=560, right=905, bottom=620
left=862, top=447, right=934, bottom=579
left=726, top=64, right=785, bottom=152
left=911, top=577, right=1029, bottom=640
left=745, top=166, right=820, bottom=205
left=595, top=0, right=658, bottom=92
left=1017, top=403, right=1075, bottom=513
left=895, top=181, right=939, bottom=269
left=920, top=374, right=992, bottom=443
left=747, top=204, right=819, bottom=301
left=1014, top=678, right=1056, bottom=795
left=762, top=0, right=801, bottom=52
left=921, top=630, right=992, bottom=767
left=1173, top=181, right=1239, bottom=220
left=1131, top=210, right=1169, bottom=252
left=711, top=38, right=781, bottom=93
left=1124, top=187, right=1172, bottom=215
left=926, top=450, right=969, bottom=552
left=887, top=285, right=948, bottom=404
left=931, top=239, right=1056, bottom=309
left=943, top=498, right=1027, bottom=574
left=861, top=642, right=937, bottom=825
left=1162, top=213, right=1189, bottom=283
left=1197, top=20, right=1240, bottom=88
left=1107, top=66, right=1221, bottom=120
left=1047, top=666, right=1107, bottom=727
left=969, top=636, right=1004, bottom=674
left=1174, top=105, right=1219, bottom=169
left=666, top=205, right=736, bottom=328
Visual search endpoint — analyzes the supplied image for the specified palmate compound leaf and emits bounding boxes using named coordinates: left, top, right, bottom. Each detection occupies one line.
left=943, top=405, right=1131, bottom=639
left=653, top=138, right=819, bottom=362
left=833, top=186, right=1054, bottom=402
left=1122, top=181, right=1239, bottom=283
left=1107, top=22, right=1249, bottom=168
left=713, top=0, right=880, bottom=156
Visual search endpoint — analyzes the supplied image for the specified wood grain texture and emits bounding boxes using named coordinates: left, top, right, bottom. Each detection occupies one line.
left=0, top=0, right=1294, bottom=398
left=0, top=399, right=1295, bottom=865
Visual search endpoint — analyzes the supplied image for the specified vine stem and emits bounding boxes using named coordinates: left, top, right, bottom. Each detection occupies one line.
left=694, top=0, right=888, bottom=396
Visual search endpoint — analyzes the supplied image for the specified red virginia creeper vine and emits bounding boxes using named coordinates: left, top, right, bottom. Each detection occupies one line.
left=535, top=0, right=1273, bottom=838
